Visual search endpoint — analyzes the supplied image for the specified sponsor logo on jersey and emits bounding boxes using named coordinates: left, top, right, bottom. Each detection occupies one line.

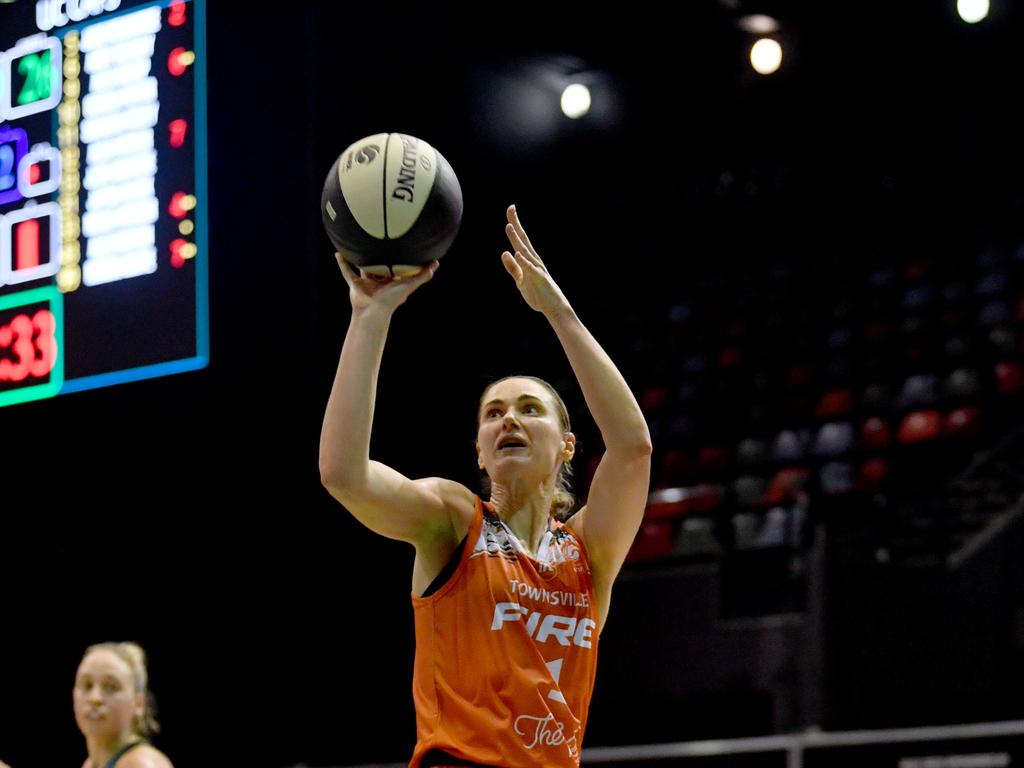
left=513, top=711, right=581, bottom=762
left=491, top=602, right=596, bottom=649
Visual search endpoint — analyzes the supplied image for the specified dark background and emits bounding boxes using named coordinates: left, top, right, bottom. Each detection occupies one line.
left=3, top=1, right=1024, bottom=766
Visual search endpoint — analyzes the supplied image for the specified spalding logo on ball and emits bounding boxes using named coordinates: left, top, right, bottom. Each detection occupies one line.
left=322, top=132, right=463, bottom=278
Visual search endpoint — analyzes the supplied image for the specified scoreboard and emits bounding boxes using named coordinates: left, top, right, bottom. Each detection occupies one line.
left=0, top=0, right=207, bottom=408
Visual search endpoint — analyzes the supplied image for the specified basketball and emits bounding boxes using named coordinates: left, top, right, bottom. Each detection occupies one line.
left=321, top=132, right=463, bottom=278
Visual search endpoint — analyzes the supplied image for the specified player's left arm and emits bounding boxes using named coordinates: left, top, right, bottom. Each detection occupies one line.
left=502, top=205, right=652, bottom=583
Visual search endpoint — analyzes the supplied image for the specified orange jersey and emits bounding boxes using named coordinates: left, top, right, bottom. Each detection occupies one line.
left=409, top=497, right=598, bottom=768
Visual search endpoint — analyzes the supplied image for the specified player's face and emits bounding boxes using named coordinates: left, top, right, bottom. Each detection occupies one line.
left=72, top=649, right=141, bottom=742
left=477, top=378, right=572, bottom=484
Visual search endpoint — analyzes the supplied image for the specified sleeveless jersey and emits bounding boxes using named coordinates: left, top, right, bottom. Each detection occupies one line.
left=105, top=740, right=146, bottom=767
left=409, top=497, right=598, bottom=768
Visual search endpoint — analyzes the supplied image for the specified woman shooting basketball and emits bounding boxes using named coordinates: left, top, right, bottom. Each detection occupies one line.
left=320, top=205, right=651, bottom=768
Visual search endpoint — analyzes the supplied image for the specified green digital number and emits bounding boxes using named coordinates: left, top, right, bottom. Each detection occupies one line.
left=16, top=50, right=52, bottom=106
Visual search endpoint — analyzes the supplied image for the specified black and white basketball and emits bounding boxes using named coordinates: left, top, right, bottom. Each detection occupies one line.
left=321, top=132, right=463, bottom=277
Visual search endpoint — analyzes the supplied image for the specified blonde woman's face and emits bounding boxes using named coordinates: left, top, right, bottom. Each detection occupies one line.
left=477, top=377, right=574, bottom=484
left=72, top=649, right=143, bottom=741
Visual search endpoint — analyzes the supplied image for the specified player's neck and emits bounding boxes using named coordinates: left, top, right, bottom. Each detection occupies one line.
left=490, top=481, right=555, bottom=556
left=85, top=732, right=140, bottom=768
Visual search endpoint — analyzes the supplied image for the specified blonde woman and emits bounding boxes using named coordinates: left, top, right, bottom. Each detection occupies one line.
left=320, top=205, right=652, bottom=767
left=72, top=642, right=173, bottom=768
left=1, top=643, right=173, bottom=768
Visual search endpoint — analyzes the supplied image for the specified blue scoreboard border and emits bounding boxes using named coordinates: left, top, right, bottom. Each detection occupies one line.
left=58, top=0, right=209, bottom=395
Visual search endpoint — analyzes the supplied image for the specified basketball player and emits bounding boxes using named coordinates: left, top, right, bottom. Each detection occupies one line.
left=1, top=643, right=172, bottom=768
left=72, top=642, right=174, bottom=768
left=320, top=205, right=652, bottom=767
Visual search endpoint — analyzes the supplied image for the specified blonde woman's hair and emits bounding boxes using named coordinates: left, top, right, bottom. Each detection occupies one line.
left=83, top=642, right=160, bottom=736
left=478, top=375, right=576, bottom=521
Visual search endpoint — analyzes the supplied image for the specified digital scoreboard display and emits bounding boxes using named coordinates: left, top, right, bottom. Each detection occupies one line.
left=0, top=0, right=207, bottom=408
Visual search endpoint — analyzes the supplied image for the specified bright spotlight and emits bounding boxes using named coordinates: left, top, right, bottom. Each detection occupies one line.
left=560, top=83, right=591, bottom=119
left=750, top=38, right=783, bottom=75
left=957, top=0, right=989, bottom=23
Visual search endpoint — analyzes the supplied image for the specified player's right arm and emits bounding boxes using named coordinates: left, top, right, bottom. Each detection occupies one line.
left=319, top=255, right=468, bottom=546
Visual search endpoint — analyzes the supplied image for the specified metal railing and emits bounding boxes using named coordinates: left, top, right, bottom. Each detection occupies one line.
left=317, top=719, right=1024, bottom=768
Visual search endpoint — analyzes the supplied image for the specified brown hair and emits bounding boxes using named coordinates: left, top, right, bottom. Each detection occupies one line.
left=82, top=642, right=160, bottom=736
left=478, top=375, right=576, bottom=521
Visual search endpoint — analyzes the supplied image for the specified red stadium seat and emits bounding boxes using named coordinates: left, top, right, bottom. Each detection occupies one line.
left=860, top=417, right=892, bottom=449
left=645, top=488, right=690, bottom=520
left=645, top=484, right=726, bottom=518
left=787, top=363, right=817, bottom=387
left=641, top=384, right=671, bottom=412
left=897, top=410, right=943, bottom=443
left=815, top=387, right=854, bottom=419
left=688, top=483, right=726, bottom=514
left=696, top=444, right=730, bottom=475
left=995, top=362, right=1024, bottom=394
left=657, top=449, right=695, bottom=487
left=717, top=344, right=744, bottom=369
left=626, top=520, right=676, bottom=563
left=945, top=406, right=982, bottom=436
left=855, top=457, right=891, bottom=491
left=763, top=466, right=811, bottom=504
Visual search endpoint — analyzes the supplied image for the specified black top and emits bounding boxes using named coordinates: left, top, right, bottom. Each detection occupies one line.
left=106, top=740, right=147, bottom=768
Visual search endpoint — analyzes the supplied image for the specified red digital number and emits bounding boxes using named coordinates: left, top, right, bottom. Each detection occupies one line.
left=31, top=309, right=57, bottom=378
left=0, top=309, right=57, bottom=383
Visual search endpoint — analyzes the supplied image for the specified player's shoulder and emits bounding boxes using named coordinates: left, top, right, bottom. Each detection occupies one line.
left=116, top=745, right=173, bottom=768
left=422, top=477, right=477, bottom=539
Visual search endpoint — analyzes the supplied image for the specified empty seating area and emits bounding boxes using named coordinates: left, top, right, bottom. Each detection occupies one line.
left=614, top=241, right=1024, bottom=570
